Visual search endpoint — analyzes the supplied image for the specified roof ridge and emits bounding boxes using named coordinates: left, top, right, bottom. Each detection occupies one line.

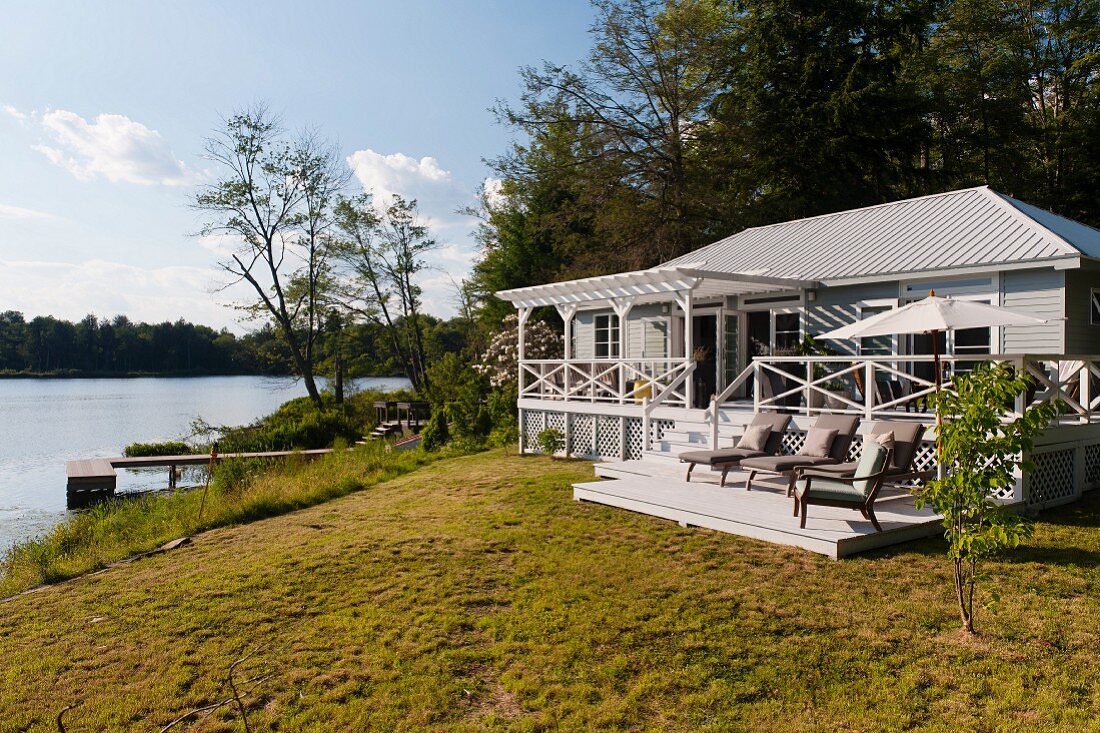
left=734, top=185, right=991, bottom=237
left=979, top=187, right=1082, bottom=257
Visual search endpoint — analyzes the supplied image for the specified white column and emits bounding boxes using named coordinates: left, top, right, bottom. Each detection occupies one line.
left=681, top=291, right=694, bottom=408
left=556, top=303, right=578, bottom=401
left=516, top=307, right=532, bottom=455
left=611, top=297, right=635, bottom=404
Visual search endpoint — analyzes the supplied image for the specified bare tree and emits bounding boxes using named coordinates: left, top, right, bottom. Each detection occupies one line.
left=195, top=105, right=348, bottom=408
left=332, top=194, right=439, bottom=391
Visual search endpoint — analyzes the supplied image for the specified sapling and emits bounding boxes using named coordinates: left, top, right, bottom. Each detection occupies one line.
left=916, top=361, right=1060, bottom=635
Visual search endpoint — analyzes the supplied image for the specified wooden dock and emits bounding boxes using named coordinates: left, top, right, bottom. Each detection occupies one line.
left=65, top=449, right=336, bottom=507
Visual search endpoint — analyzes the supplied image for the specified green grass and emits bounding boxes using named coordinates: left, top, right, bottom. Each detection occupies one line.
left=2, top=449, right=1100, bottom=730
left=0, top=442, right=453, bottom=598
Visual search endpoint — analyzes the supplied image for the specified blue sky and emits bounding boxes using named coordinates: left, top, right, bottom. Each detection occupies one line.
left=0, top=1, right=594, bottom=330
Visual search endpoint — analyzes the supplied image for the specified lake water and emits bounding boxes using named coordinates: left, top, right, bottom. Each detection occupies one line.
left=0, top=376, right=411, bottom=552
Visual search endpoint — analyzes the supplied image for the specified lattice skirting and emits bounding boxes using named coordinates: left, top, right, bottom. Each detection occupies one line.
left=1083, top=441, right=1100, bottom=491
left=1027, top=446, right=1079, bottom=507
left=521, top=410, right=658, bottom=460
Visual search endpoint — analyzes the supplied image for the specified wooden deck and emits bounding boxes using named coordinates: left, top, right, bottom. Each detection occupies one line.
left=576, top=460, right=943, bottom=558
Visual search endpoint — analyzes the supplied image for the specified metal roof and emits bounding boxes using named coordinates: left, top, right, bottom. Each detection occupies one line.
left=495, top=265, right=818, bottom=309
left=661, top=186, right=1100, bottom=282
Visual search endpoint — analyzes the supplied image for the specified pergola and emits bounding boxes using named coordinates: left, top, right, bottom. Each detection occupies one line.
left=497, top=264, right=819, bottom=407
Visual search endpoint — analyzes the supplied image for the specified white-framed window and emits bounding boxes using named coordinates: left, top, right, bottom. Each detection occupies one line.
left=774, top=311, right=801, bottom=352
left=856, top=300, right=899, bottom=356
left=595, top=314, right=620, bottom=358
left=1091, top=289, right=1100, bottom=325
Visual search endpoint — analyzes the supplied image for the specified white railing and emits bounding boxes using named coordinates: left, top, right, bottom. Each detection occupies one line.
left=520, top=359, right=696, bottom=408
left=745, top=354, right=1100, bottom=421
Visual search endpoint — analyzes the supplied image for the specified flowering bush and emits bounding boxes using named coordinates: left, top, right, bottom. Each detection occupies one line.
left=476, top=313, right=563, bottom=387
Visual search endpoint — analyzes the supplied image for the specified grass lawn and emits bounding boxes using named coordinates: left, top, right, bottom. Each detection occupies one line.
left=1, top=448, right=1099, bottom=731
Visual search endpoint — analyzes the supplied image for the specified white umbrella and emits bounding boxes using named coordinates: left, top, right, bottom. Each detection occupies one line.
left=819, top=290, right=1050, bottom=475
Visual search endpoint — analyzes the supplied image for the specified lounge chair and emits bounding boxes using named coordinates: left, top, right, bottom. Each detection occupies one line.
left=739, top=415, right=861, bottom=495
left=678, top=413, right=792, bottom=487
left=802, top=421, right=929, bottom=484
left=793, top=442, right=894, bottom=531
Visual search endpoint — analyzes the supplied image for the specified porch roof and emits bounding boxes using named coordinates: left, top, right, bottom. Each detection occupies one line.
left=496, top=264, right=818, bottom=309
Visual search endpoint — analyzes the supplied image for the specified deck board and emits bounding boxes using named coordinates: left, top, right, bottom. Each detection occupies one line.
left=575, top=460, right=942, bottom=558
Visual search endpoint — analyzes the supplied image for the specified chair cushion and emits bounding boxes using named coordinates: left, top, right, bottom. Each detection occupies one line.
left=737, top=424, right=771, bottom=452
left=795, top=477, right=866, bottom=502
left=679, top=447, right=765, bottom=466
left=741, top=454, right=836, bottom=473
left=852, top=442, right=889, bottom=496
left=800, top=428, right=838, bottom=458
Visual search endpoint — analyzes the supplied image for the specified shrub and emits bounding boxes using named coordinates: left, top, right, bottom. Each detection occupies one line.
left=421, top=409, right=450, bottom=452
left=123, top=441, right=195, bottom=457
left=536, top=428, right=565, bottom=457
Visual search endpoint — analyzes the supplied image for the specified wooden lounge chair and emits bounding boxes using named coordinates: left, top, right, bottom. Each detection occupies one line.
left=793, top=442, right=894, bottom=531
left=678, top=413, right=793, bottom=487
left=739, top=414, right=861, bottom=496
left=803, top=421, right=929, bottom=485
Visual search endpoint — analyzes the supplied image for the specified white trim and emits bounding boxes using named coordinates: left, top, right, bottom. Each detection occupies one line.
left=496, top=265, right=817, bottom=309
left=1091, top=289, right=1100, bottom=326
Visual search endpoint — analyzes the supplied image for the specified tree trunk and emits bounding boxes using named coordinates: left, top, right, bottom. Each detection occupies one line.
left=334, top=352, right=344, bottom=405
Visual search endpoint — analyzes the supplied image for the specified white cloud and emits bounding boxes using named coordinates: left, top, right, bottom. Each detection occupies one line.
left=3, top=105, right=27, bottom=121
left=346, top=148, right=483, bottom=317
left=0, top=258, right=252, bottom=332
left=0, top=203, right=51, bottom=220
left=346, top=150, right=452, bottom=206
left=483, top=176, right=506, bottom=208
left=21, top=108, right=196, bottom=186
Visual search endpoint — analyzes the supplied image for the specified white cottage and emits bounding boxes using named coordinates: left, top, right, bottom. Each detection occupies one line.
left=497, top=186, right=1100, bottom=557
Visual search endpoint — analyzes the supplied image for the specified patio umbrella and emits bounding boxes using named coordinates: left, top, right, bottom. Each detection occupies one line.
left=819, top=290, right=1050, bottom=475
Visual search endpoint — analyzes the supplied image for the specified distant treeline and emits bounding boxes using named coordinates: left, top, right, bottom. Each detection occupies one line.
left=0, top=311, right=287, bottom=376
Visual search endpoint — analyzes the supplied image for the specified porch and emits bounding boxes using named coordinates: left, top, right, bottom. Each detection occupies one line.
left=518, top=353, right=1100, bottom=557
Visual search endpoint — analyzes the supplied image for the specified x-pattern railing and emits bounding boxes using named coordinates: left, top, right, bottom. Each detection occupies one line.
left=520, top=359, right=695, bottom=408
left=748, top=354, right=1098, bottom=422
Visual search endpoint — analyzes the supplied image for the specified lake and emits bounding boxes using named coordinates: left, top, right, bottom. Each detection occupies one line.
left=0, top=375, right=411, bottom=552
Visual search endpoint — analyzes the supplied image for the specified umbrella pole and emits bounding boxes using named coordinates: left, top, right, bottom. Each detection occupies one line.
left=932, top=328, right=945, bottom=480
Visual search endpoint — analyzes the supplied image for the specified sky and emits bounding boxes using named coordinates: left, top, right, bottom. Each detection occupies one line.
left=0, top=0, right=595, bottom=331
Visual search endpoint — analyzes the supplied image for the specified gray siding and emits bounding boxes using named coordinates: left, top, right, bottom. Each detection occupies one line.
left=1001, top=268, right=1065, bottom=354
left=1064, top=268, right=1100, bottom=354
left=571, top=304, right=668, bottom=359
left=806, top=281, right=900, bottom=355
left=573, top=309, right=599, bottom=359
left=626, top=304, right=667, bottom=358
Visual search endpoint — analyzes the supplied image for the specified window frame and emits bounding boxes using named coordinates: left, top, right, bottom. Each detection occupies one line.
left=594, top=313, right=621, bottom=359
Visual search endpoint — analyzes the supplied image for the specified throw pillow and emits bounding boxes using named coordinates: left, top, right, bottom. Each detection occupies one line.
left=866, top=430, right=896, bottom=453
left=736, top=424, right=771, bottom=452
left=799, top=427, right=838, bottom=458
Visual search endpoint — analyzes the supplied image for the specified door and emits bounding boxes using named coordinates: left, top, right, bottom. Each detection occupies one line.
left=691, top=314, right=718, bottom=408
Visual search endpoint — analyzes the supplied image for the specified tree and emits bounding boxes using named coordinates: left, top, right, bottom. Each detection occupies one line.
left=494, top=0, right=732, bottom=269
left=914, top=0, right=1100, bottom=221
left=712, top=0, right=934, bottom=225
left=332, top=194, right=439, bottom=392
left=195, top=105, right=348, bottom=408
left=916, top=362, right=1060, bottom=635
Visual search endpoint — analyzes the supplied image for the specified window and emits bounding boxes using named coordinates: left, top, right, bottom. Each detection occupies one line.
left=595, top=314, right=620, bottom=358
left=1091, top=289, right=1100, bottom=325
left=859, top=306, right=893, bottom=356
left=774, top=312, right=801, bottom=353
